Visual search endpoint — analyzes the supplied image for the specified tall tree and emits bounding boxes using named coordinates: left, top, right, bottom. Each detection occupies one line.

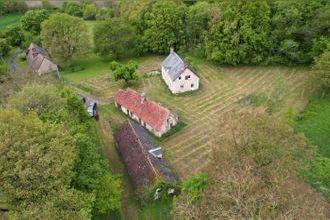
left=270, top=0, right=328, bottom=64
left=204, top=0, right=271, bottom=65
left=313, top=51, right=330, bottom=88
left=139, top=0, right=187, bottom=54
left=21, top=9, right=50, bottom=35
left=173, top=112, right=329, bottom=219
left=0, top=109, right=93, bottom=219
left=94, top=18, right=137, bottom=59
left=185, top=1, right=211, bottom=50
left=41, top=13, right=90, bottom=66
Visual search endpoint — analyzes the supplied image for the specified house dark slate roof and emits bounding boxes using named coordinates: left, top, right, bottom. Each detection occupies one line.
left=115, top=120, right=177, bottom=190
left=161, top=51, right=188, bottom=81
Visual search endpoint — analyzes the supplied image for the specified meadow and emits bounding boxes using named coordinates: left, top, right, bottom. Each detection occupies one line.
left=0, top=14, right=22, bottom=29
left=67, top=56, right=311, bottom=179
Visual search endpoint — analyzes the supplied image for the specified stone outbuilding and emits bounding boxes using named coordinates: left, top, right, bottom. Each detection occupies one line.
left=26, top=43, right=58, bottom=75
left=161, top=49, right=200, bottom=94
left=115, top=120, right=177, bottom=191
left=114, top=88, right=178, bottom=137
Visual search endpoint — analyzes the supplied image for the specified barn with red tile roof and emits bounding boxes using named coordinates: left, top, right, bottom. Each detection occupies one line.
left=115, top=120, right=177, bottom=191
left=114, top=88, right=178, bottom=137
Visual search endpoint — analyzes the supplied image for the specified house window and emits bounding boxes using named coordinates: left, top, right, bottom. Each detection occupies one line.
left=180, top=85, right=184, bottom=88
left=185, top=75, right=191, bottom=80
left=191, top=83, right=194, bottom=88
left=178, top=76, right=181, bottom=80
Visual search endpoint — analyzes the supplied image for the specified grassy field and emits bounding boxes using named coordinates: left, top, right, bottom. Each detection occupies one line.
left=296, top=95, right=330, bottom=157
left=68, top=56, right=311, bottom=180
left=295, top=95, right=330, bottom=199
left=0, top=14, right=22, bottom=29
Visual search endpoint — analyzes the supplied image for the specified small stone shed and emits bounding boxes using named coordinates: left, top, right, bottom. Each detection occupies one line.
left=26, top=43, right=58, bottom=75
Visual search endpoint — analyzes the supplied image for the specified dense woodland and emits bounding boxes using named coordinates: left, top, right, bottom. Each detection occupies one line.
left=0, top=0, right=329, bottom=219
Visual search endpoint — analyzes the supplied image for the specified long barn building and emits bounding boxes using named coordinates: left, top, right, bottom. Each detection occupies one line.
left=114, top=88, right=178, bottom=137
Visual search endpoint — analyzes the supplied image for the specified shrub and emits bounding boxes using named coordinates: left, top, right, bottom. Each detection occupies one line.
left=0, top=0, right=27, bottom=15
left=95, top=7, right=113, bottom=20
left=83, top=3, right=97, bottom=20
left=21, top=9, right=51, bottom=34
left=0, top=63, right=8, bottom=76
left=41, top=0, right=55, bottom=10
left=62, top=1, right=83, bottom=17
left=181, top=173, right=208, bottom=201
left=0, top=38, right=10, bottom=57
left=3, top=25, right=25, bottom=47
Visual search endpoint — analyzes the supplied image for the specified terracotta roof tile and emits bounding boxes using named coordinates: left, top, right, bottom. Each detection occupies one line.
left=114, top=89, right=170, bottom=132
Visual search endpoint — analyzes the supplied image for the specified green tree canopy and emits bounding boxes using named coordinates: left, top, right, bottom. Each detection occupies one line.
left=204, top=0, right=271, bottom=65
left=94, top=173, right=121, bottom=215
left=0, top=109, right=94, bottom=219
left=83, top=3, right=98, bottom=20
left=2, top=24, right=25, bottom=47
left=8, top=83, right=67, bottom=122
left=62, top=1, right=83, bottom=17
left=313, top=51, right=330, bottom=88
left=21, top=9, right=50, bottom=34
left=139, top=0, right=187, bottom=54
left=173, top=112, right=329, bottom=219
left=110, top=60, right=138, bottom=84
left=41, top=13, right=90, bottom=66
left=94, top=18, right=137, bottom=59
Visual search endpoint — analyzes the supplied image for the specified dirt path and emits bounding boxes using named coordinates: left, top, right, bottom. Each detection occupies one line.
left=96, top=119, right=139, bottom=220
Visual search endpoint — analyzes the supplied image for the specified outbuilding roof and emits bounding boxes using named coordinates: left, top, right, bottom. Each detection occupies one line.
left=115, top=120, right=177, bottom=190
left=26, top=43, right=55, bottom=72
left=114, top=88, right=170, bottom=132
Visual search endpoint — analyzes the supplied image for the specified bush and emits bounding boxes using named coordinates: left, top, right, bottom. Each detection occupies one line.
left=3, top=25, right=25, bottom=47
left=21, top=9, right=51, bottom=35
left=83, top=3, right=97, bottom=20
left=181, top=173, right=208, bottom=202
left=0, top=38, right=10, bottom=57
left=62, top=1, right=83, bottom=17
left=0, top=63, right=8, bottom=76
left=95, top=7, right=113, bottom=20
left=0, top=0, right=27, bottom=15
left=41, top=0, right=55, bottom=10
left=23, top=32, right=41, bottom=49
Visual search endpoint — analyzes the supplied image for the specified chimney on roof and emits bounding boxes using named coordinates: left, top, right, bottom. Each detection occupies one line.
left=170, top=47, right=174, bottom=53
left=141, top=92, right=146, bottom=104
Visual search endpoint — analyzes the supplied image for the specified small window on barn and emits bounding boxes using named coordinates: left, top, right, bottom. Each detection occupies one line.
left=185, top=75, right=191, bottom=80
left=191, top=83, right=194, bottom=88
left=180, top=85, right=184, bottom=88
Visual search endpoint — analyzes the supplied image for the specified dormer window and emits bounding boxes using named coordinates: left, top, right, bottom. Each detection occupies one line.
left=149, top=147, right=162, bottom=159
left=185, top=75, right=191, bottom=80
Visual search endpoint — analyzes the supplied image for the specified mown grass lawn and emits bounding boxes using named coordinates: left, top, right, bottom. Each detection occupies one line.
left=65, top=55, right=313, bottom=219
left=61, top=55, right=110, bottom=82
left=0, top=14, right=22, bottom=29
left=295, top=95, right=330, bottom=200
left=67, top=56, right=312, bottom=180
left=296, top=95, right=330, bottom=157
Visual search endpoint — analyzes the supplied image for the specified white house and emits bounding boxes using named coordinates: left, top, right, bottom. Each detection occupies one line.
left=26, top=43, right=58, bottom=75
left=161, top=49, right=200, bottom=94
left=114, top=88, right=178, bottom=137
